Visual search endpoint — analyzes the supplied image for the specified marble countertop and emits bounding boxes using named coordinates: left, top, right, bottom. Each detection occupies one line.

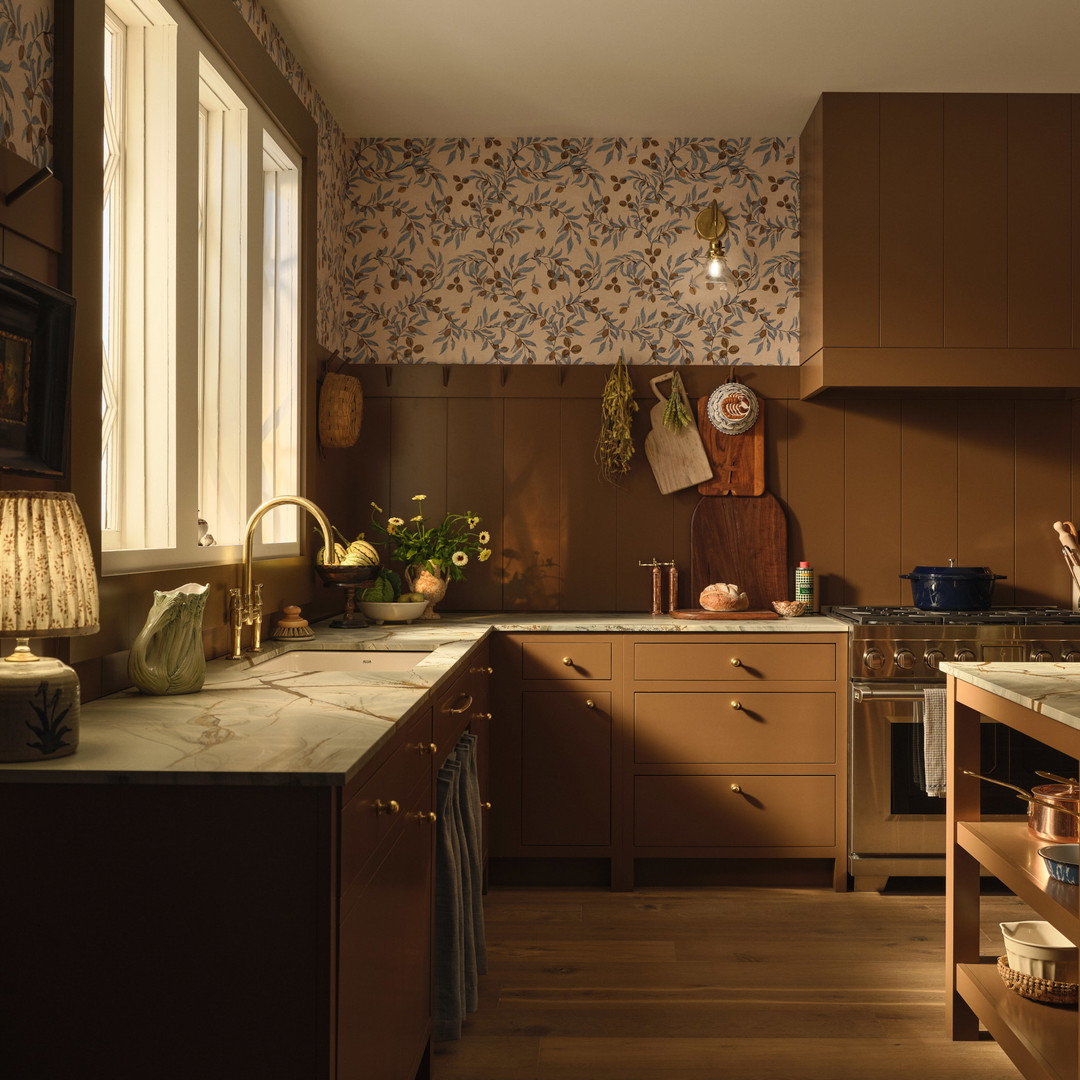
left=0, top=612, right=848, bottom=787
left=941, top=661, right=1080, bottom=732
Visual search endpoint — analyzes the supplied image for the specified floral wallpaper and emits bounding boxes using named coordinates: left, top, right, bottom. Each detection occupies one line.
left=234, top=0, right=346, bottom=353
left=0, top=0, right=53, bottom=168
left=342, top=136, right=799, bottom=366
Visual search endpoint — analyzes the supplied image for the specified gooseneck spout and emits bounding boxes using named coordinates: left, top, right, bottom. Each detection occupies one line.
left=230, top=496, right=338, bottom=658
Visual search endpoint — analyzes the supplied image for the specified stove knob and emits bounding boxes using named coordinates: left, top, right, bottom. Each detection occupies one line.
left=1031, top=649, right=1054, bottom=663
left=894, top=649, right=916, bottom=671
left=1064, top=650, right=1080, bottom=663
left=924, top=649, right=945, bottom=671
left=955, top=649, right=977, bottom=663
left=862, top=648, right=885, bottom=671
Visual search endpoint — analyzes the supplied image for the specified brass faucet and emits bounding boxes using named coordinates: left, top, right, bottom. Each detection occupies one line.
left=229, top=496, right=338, bottom=658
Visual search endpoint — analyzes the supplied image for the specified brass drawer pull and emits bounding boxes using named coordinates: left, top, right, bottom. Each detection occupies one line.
left=470, top=665, right=494, bottom=675
left=585, top=699, right=596, bottom=709
left=408, top=810, right=437, bottom=824
left=730, top=700, right=742, bottom=710
left=445, top=693, right=474, bottom=715
left=374, top=799, right=400, bottom=816
left=472, top=711, right=493, bottom=721
left=730, top=784, right=742, bottom=794
left=481, top=801, right=492, bottom=810
left=412, top=742, right=438, bottom=756
left=730, top=657, right=742, bottom=667
left=562, top=656, right=574, bottom=666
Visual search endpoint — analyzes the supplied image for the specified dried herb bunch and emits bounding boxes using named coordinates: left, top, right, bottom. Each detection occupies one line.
left=661, top=369, right=692, bottom=431
left=596, top=355, right=637, bottom=484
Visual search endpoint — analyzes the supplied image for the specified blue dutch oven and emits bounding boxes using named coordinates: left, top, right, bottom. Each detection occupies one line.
left=900, top=565, right=1006, bottom=611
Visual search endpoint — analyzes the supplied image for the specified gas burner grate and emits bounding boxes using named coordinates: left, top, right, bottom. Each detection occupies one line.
left=832, top=605, right=1080, bottom=626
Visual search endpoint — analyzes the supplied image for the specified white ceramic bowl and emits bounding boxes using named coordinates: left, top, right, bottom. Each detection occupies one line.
left=359, top=600, right=428, bottom=625
left=1000, top=920, right=1079, bottom=981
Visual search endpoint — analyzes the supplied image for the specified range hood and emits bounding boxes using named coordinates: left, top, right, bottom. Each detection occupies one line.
left=798, top=92, right=1080, bottom=399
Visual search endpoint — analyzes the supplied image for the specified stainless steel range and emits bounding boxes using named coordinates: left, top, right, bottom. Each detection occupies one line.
left=831, top=605, right=1080, bottom=891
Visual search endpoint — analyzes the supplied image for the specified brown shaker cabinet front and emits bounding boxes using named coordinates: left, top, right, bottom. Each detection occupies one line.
left=633, top=641, right=836, bottom=682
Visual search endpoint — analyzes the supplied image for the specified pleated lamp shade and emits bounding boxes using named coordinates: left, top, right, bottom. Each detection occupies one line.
left=0, top=491, right=99, bottom=761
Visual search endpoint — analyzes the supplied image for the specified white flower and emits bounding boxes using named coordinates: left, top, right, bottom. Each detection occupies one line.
left=452, top=551, right=469, bottom=567
left=478, top=530, right=490, bottom=544
left=411, top=514, right=424, bottom=523
left=388, top=516, right=404, bottom=527
left=479, top=548, right=492, bottom=562
left=411, top=493, right=427, bottom=502
left=467, top=516, right=480, bottom=529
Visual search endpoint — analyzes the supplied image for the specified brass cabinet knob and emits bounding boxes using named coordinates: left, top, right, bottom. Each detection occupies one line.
left=412, top=742, right=438, bottom=756
left=730, top=700, right=742, bottom=710
left=470, top=665, right=494, bottom=675
left=730, top=784, right=742, bottom=794
left=408, top=810, right=437, bottom=824
left=730, top=657, right=742, bottom=667
left=481, top=801, right=492, bottom=810
left=563, top=656, right=574, bottom=666
left=585, top=699, right=596, bottom=709
left=374, top=799, right=401, bottom=815
left=472, top=711, right=493, bottom=722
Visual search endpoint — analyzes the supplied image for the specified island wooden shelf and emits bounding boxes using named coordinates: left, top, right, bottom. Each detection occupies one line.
left=947, top=669, right=1080, bottom=1080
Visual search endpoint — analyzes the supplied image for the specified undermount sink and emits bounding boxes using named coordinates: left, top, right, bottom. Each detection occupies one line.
left=253, top=650, right=429, bottom=674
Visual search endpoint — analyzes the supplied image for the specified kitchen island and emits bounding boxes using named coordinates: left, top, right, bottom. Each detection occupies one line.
left=944, top=661, right=1080, bottom=1080
left=0, top=612, right=846, bottom=1080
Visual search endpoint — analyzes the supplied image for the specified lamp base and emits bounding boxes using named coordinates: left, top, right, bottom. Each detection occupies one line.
left=0, top=656, right=79, bottom=761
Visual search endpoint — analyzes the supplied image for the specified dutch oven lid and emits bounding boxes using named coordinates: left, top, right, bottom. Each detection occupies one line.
left=901, top=565, right=1006, bottom=579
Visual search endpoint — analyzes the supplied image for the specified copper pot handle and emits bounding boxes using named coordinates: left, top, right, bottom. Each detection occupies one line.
left=962, top=770, right=1033, bottom=800
left=1035, top=770, right=1080, bottom=788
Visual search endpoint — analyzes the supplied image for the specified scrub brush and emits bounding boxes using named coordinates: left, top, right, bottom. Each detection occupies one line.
left=272, top=605, right=315, bottom=640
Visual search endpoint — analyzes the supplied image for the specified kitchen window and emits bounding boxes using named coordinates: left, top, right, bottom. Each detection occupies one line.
left=101, top=0, right=301, bottom=573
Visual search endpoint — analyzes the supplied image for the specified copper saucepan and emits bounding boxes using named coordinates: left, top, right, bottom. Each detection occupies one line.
left=962, top=770, right=1080, bottom=842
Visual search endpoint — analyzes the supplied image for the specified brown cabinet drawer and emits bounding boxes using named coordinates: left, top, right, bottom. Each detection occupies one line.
left=521, top=640, right=612, bottom=681
left=340, top=710, right=433, bottom=895
left=633, top=641, right=835, bottom=682
left=634, top=692, right=836, bottom=764
left=634, top=774, right=835, bottom=848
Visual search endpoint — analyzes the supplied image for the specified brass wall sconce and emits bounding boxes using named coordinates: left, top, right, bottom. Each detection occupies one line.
left=694, top=200, right=737, bottom=295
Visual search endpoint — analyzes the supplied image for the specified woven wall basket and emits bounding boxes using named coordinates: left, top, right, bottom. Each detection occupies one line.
left=319, top=370, right=363, bottom=448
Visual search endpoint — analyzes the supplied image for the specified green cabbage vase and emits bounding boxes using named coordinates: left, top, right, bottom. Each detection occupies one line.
left=128, top=583, right=210, bottom=695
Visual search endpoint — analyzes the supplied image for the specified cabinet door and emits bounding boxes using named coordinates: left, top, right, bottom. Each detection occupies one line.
left=521, top=690, right=611, bottom=846
left=338, top=777, right=433, bottom=1080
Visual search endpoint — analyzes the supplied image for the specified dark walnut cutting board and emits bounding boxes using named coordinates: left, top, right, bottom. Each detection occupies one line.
left=695, top=395, right=764, bottom=496
left=688, top=492, right=788, bottom=612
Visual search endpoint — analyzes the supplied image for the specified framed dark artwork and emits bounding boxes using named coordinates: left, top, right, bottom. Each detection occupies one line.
left=0, top=264, right=76, bottom=478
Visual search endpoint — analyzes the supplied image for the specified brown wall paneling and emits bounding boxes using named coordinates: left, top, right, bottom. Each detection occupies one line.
left=502, top=397, right=562, bottom=609
left=956, top=398, right=1017, bottom=605
left=1013, top=399, right=1073, bottom=605
left=844, top=397, right=903, bottom=605
left=447, top=397, right=504, bottom=611
left=1007, top=95, right=1073, bottom=349
left=560, top=397, right=619, bottom=612
left=613, top=400, right=678, bottom=613
left=944, top=95, right=1008, bottom=347
left=784, top=397, right=845, bottom=607
left=389, top=395, right=448, bottom=524
left=1, top=230, right=58, bottom=286
left=343, top=394, right=392, bottom=540
left=899, top=397, right=958, bottom=569
left=798, top=98, right=824, bottom=362
left=821, top=93, right=880, bottom=348
left=879, top=95, right=944, bottom=347
left=1074, top=97, right=1080, bottom=349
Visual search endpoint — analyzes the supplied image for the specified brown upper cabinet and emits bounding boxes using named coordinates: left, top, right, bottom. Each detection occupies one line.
left=799, top=92, right=1080, bottom=397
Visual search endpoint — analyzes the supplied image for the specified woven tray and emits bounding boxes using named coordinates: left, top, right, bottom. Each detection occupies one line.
left=997, top=955, right=1079, bottom=1005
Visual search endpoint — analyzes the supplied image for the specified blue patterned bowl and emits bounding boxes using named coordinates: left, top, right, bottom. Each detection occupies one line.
left=1039, top=844, right=1080, bottom=885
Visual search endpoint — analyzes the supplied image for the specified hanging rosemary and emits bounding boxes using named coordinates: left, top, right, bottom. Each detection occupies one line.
left=595, top=355, right=637, bottom=484
left=661, top=369, right=693, bottom=431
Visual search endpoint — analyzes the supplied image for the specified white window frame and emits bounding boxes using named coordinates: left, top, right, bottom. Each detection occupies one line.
left=102, top=0, right=302, bottom=575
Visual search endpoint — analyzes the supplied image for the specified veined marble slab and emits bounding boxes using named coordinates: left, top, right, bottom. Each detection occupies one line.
left=0, top=614, right=848, bottom=786
left=941, top=661, right=1080, bottom=732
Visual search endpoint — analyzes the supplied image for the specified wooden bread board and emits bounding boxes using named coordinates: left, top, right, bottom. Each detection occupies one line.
left=670, top=609, right=780, bottom=620
left=696, top=395, right=764, bottom=496
left=643, top=375, right=713, bottom=494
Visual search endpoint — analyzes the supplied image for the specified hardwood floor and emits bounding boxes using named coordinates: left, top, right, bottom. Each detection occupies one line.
left=433, top=884, right=1032, bottom=1079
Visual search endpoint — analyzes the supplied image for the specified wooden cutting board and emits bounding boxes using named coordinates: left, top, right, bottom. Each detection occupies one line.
left=643, top=375, right=713, bottom=494
left=689, top=492, right=788, bottom=612
left=696, top=395, right=764, bottom=496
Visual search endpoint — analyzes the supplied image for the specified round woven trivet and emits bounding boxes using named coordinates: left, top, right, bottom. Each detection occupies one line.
left=997, top=955, right=1079, bottom=1005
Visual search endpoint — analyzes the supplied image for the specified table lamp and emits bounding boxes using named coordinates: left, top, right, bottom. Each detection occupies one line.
left=0, top=491, right=99, bottom=761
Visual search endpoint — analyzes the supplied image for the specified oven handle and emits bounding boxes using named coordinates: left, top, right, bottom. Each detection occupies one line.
left=852, top=682, right=940, bottom=702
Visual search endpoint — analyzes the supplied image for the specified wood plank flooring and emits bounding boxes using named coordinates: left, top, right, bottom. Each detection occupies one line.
left=433, top=885, right=1032, bottom=1079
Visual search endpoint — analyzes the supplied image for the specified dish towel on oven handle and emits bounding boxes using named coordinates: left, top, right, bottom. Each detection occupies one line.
left=923, top=687, right=948, bottom=798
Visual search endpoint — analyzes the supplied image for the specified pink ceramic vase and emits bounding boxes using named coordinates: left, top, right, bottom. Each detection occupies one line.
left=407, top=564, right=448, bottom=620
